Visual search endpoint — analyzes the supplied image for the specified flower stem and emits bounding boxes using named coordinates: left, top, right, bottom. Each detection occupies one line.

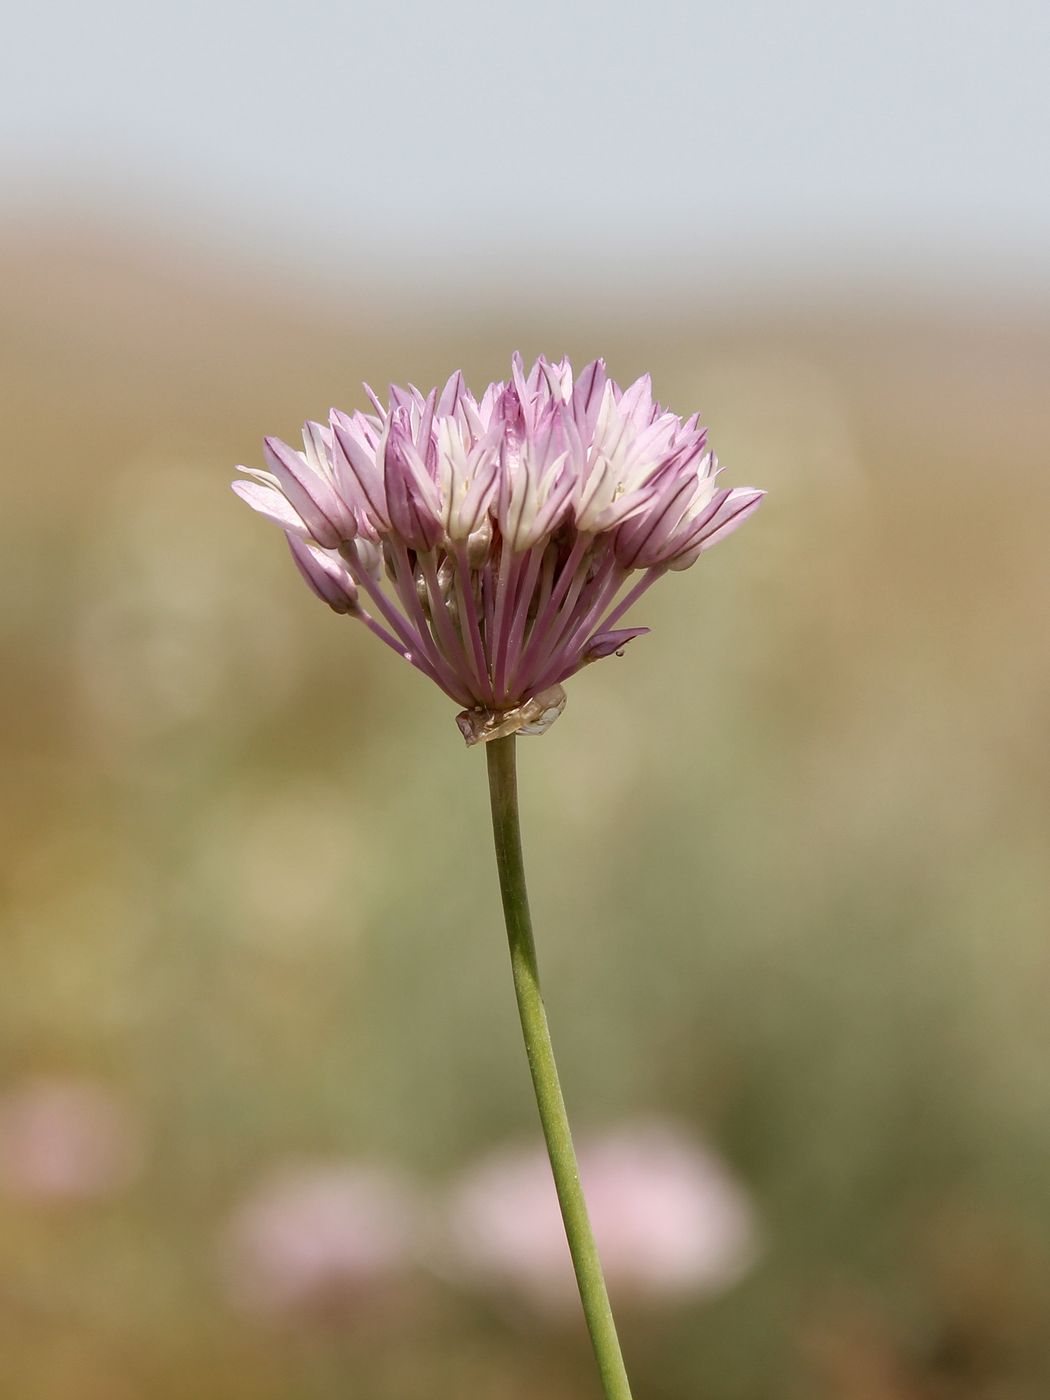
left=485, top=735, right=634, bottom=1400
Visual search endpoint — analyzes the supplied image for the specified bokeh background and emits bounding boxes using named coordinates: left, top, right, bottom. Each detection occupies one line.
left=2, top=2, right=1049, bottom=1397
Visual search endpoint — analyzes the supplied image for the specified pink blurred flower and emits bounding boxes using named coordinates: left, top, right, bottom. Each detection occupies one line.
left=233, top=355, right=763, bottom=742
left=445, top=1122, right=759, bottom=1311
left=0, top=1078, right=143, bottom=1203
left=221, top=1161, right=421, bottom=1318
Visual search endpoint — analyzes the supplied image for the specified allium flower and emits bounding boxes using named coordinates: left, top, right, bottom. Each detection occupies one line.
left=233, top=355, right=763, bottom=742
left=0, top=1078, right=143, bottom=1203
left=444, top=1122, right=759, bottom=1312
left=221, top=1162, right=420, bottom=1318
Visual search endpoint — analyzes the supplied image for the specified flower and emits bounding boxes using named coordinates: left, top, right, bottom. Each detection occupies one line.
left=443, top=1122, right=760, bottom=1312
left=233, top=355, right=763, bottom=742
left=220, top=1161, right=421, bottom=1318
left=0, top=1078, right=143, bottom=1203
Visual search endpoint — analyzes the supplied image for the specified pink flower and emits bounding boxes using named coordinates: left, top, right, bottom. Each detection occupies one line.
left=444, top=1122, right=760, bottom=1312
left=220, top=1162, right=420, bottom=1318
left=0, top=1078, right=143, bottom=1203
left=234, top=356, right=763, bottom=742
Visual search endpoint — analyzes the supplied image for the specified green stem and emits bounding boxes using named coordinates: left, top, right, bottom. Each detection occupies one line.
left=486, top=735, right=634, bottom=1400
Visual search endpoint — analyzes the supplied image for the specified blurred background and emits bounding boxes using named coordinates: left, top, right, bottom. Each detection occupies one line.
left=2, top=1, right=1049, bottom=1397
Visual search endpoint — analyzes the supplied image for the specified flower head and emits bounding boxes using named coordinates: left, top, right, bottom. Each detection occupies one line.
left=444, top=1122, right=760, bottom=1311
left=0, top=1079, right=143, bottom=1203
left=221, top=1161, right=421, bottom=1319
left=233, top=355, right=763, bottom=742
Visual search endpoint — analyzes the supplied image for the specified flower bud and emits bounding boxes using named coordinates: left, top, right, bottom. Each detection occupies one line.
left=466, top=519, right=492, bottom=568
left=286, top=534, right=359, bottom=615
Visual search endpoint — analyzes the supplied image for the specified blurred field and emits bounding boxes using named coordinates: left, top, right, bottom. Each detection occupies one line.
left=2, top=221, right=1049, bottom=1400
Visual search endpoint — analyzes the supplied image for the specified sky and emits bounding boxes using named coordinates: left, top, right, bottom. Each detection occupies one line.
left=3, top=0, right=1048, bottom=302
